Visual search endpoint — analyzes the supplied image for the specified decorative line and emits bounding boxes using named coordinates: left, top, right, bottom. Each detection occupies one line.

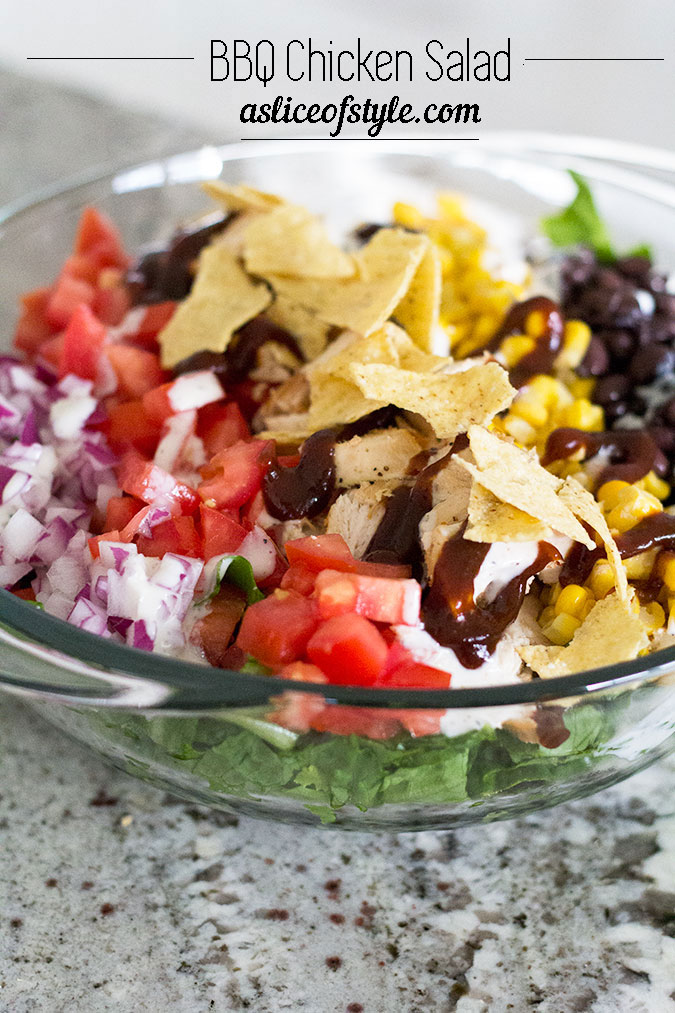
left=240, top=136, right=480, bottom=141
left=525, top=57, right=664, bottom=61
left=26, top=56, right=195, bottom=61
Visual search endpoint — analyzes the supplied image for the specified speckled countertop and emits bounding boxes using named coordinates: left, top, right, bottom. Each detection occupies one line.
left=0, top=68, right=674, bottom=1013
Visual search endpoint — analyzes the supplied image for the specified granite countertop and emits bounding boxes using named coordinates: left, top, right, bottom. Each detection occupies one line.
left=1, top=68, right=675, bottom=1013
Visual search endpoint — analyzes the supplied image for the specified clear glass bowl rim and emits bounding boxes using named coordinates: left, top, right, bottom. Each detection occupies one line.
left=3, top=131, right=675, bottom=712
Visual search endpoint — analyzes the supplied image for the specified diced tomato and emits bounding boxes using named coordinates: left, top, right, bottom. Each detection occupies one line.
left=285, top=534, right=411, bottom=579
left=395, top=710, right=444, bottom=737
left=236, top=590, right=321, bottom=668
left=198, top=439, right=273, bottom=511
left=267, top=691, right=327, bottom=733
left=88, top=531, right=120, bottom=558
left=14, top=287, right=55, bottom=354
left=38, top=333, right=66, bottom=372
left=136, top=515, right=202, bottom=558
left=307, top=705, right=402, bottom=740
left=107, top=399, right=163, bottom=457
left=279, top=661, right=328, bottom=683
left=93, top=284, right=131, bottom=326
left=60, top=303, right=107, bottom=380
left=74, top=206, right=130, bottom=271
left=200, top=504, right=247, bottom=560
left=193, top=588, right=248, bottom=668
left=378, top=642, right=450, bottom=689
left=105, top=495, right=144, bottom=532
left=127, top=301, right=177, bottom=347
left=45, top=272, right=96, bottom=330
left=306, top=614, right=389, bottom=686
left=105, top=345, right=167, bottom=399
left=117, top=449, right=199, bottom=515
left=313, top=569, right=421, bottom=626
left=143, top=370, right=224, bottom=423
left=280, top=561, right=316, bottom=596
left=11, top=587, right=37, bottom=601
left=197, top=401, right=250, bottom=458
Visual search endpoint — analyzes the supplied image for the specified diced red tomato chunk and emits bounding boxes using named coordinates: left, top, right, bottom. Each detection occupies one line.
left=14, top=287, right=55, bottom=353
left=285, top=534, right=411, bottom=578
left=306, top=614, right=389, bottom=686
left=106, top=398, right=163, bottom=457
left=105, top=495, right=144, bottom=533
left=46, top=273, right=95, bottom=330
left=74, top=206, right=130, bottom=271
left=117, top=449, right=199, bottom=515
left=105, top=344, right=167, bottom=398
left=143, top=370, right=224, bottom=423
left=136, top=516, right=202, bottom=558
left=236, top=590, right=320, bottom=668
left=200, top=504, right=247, bottom=560
left=198, top=401, right=250, bottom=458
left=198, top=439, right=273, bottom=510
left=280, top=562, right=317, bottom=597
left=193, top=588, right=247, bottom=668
left=60, top=303, right=107, bottom=381
left=378, top=642, right=450, bottom=689
left=314, top=569, right=421, bottom=626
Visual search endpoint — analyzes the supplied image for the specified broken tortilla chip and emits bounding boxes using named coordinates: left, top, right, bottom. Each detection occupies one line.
left=460, top=426, right=595, bottom=549
left=558, top=476, right=628, bottom=601
left=264, top=296, right=333, bottom=361
left=519, top=592, right=647, bottom=678
left=202, top=180, right=283, bottom=214
left=466, top=483, right=554, bottom=543
left=267, top=228, right=429, bottom=337
left=347, top=361, right=515, bottom=440
left=244, top=204, right=355, bottom=279
left=393, top=243, right=442, bottom=352
left=158, top=245, right=271, bottom=368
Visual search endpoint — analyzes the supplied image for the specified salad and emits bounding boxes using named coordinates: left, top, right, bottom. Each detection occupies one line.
left=4, top=169, right=675, bottom=766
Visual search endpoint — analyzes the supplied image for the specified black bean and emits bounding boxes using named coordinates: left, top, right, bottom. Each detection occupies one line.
left=593, top=374, right=631, bottom=406
left=604, top=401, right=629, bottom=423
left=604, top=329, right=636, bottom=361
left=663, top=397, right=675, bottom=427
left=655, top=292, right=675, bottom=316
left=615, top=256, right=653, bottom=286
left=650, top=425, right=675, bottom=455
left=578, top=335, right=610, bottom=376
left=629, top=345, right=675, bottom=385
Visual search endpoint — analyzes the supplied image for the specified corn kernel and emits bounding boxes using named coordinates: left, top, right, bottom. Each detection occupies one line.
left=510, top=396, right=548, bottom=428
left=525, top=310, right=547, bottom=338
left=658, top=552, right=675, bottom=593
left=538, top=605, right=557, bottom=627
left=606, top=487, right=662, bottom=533
left=557, top=398, right=604, bottom=432
left=542, top=613, right=582, bottom=645
left=567, top=376, right=596, bottom=400
left=640, top=470, right=671, bottom=501
left=641, top=601, right=665, bottom=634
left=557, top=320, right=592, bottom=369
left=527, top=374, right=572, bottom=410
left=579, top=599, right=596, bottom=621
left=500, top=334, right=536, bottom=368
left=622, top=549, right=658, bottom=580
left=597, top=480, right=631, bottom=509
left=548, top=582, right=562, bottom=605
left=554, top=583, right=591, bottom=619
left=503, top=414, right=537, bottom=446
left=588, top=559, right=616, bottom=599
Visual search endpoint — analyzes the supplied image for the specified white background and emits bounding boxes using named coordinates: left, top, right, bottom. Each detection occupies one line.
left=0, top=0, right=672, bottom=149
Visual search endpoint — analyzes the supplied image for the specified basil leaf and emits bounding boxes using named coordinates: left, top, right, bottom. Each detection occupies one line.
left=542, top=170, right=615, bottom=261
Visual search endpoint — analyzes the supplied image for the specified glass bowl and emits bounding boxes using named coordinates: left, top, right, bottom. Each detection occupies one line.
left=2, top=135, right=675, bottom=831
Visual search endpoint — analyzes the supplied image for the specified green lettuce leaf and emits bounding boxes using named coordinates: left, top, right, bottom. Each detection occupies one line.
left=197, top=554, right=264, bottom=606
left=542, top=170, right=615, bottom=261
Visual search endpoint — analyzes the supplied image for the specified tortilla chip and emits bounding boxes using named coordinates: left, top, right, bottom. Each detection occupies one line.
left=519, top=592, right=648, bottom=678
left=393, top=243, right=442, bottom=352
left=461, top=427, right=595, bottom=549
left=244, top=204, right=355, bottom=279
left=466, top=483, right=554, bottom=542
left=267, top=229, right=429, bottom=337
left=309, top=373, right=386, bottom=430
left=264, top=296, right=333, bottom=361
left=202, top=180, right=284, bottom=214
left=158, top=245, right=271, bottom=368
left=558, top=476, right=628, bottom=601
left=347, top=361, right=515, bottom=439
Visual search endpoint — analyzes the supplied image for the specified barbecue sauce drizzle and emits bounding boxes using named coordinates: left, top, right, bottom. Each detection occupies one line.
left=543, top=427, right=667, bottom=486
left=421, top=527, right=561, bottom=668
left=483, top=296, right=564, bottom=388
